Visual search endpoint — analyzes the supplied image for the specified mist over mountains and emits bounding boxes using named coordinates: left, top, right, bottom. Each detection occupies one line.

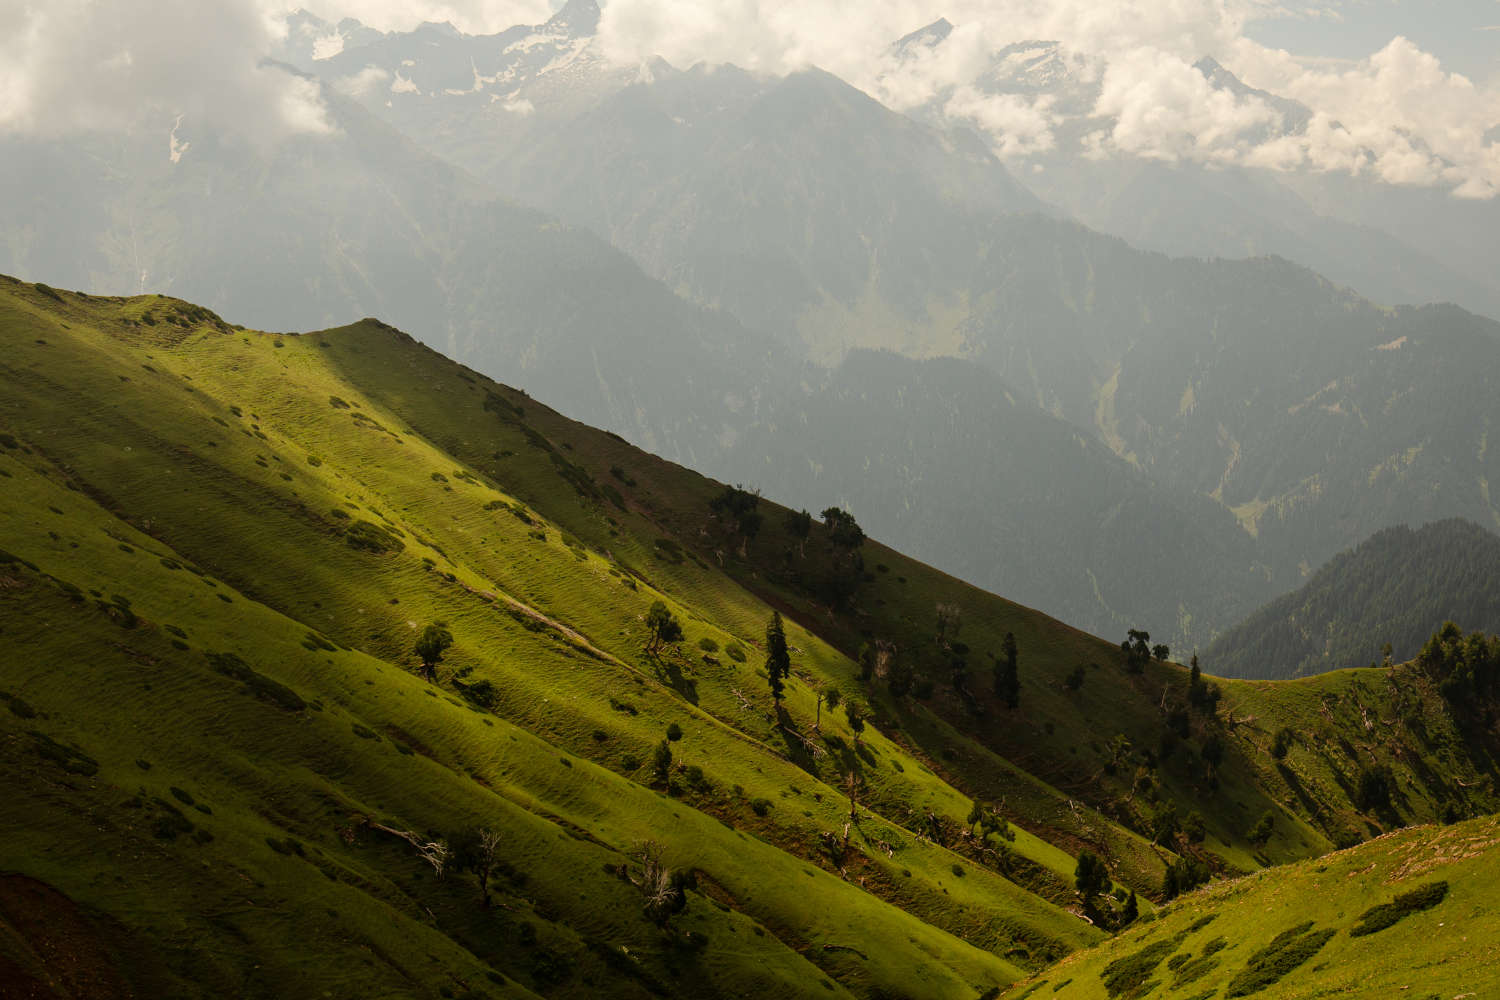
left=3, top=0, right=1498, bottom=654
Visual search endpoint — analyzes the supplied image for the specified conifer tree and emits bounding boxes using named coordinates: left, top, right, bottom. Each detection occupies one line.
left=994, top=632, right=1020, bottom=708
left=765, top=611, right=791, bottom=703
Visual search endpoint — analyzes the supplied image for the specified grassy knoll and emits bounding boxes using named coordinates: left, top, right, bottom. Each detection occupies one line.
left=1009, top=813, right=1500, bottom=999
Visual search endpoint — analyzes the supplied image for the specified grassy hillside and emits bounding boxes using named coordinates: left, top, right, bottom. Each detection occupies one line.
left=1007, top=813, right=1500, bottom=999
left=2, top=276, right=1497, bottom=997
left=1206, top=519, right=1500, bottom=679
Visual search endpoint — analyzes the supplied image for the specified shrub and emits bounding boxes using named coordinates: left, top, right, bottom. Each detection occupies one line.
left=725, top=642, right=747, bottom=663
left=464, top=679, right=498, bottom=709
left=666, top=723, right=683, bottom=742
left=1225, top=923, right=1335, bottom=998
left=207, top=652, right=305, bottom=712
left=344, top=519, right=405, bottom=554
left=1270, top=727, right=1293, bottom=759
left=28, top=731, right=98, bottom=776
left=1348, top=882, right=1448, bottom=938
left=1101, top=939, right=1176, bottom=998
left=750, top=798, right=772, bottom=817
left=697, top=637, right=719, bottom=653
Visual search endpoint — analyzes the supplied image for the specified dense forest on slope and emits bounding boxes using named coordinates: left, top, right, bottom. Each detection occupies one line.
left=4, top=279, right=1500, bottom=997
left=1207, top=520, right=1500, bottom=679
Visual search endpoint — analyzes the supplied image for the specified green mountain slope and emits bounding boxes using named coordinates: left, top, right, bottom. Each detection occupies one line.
left=1009, top=813, right=1500, bottom=999
left=2, top=277, right=1497, bottom=997
left=1206, top=519, right=1500, bottom=679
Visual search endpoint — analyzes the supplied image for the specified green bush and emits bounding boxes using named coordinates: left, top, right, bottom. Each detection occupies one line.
left=666, top=723, right=683, bottom=742
left=1225, top=923, right=1335, bottom=997
left=344, top=519, right=405, bottom=554
left=750, top=798, right=772, bottom=816
left=697, top=637, right=719, bottom=653
left=1101, top=938, right=1176, bottom=998
left=207, top=652, right=306, bottom=712
left=1349, top=882, right=1449, bottom=938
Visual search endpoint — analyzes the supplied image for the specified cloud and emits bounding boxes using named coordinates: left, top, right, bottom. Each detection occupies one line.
left=0, top=0, right=332, bottom=145
left=595, top=0, right=1498, bottom=197
left=277, top=0, right=553, bottom=35
left=333, top=65, right=391, bottom=98
left=1232, top=35, right=1500, bottom=196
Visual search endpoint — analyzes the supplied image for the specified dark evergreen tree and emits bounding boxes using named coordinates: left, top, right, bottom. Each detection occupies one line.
left=765, top=611, right=791, bottom=703
left=652, top=739, right=673, bottom=784
left=1074, top=850, right=1110, bottom=901
left=1188, top=652, right=1208, bottom=708
left=993, top=632, right=1020, bottom=708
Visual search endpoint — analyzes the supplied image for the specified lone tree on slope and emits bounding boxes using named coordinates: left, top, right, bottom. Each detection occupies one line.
left=450, top=827, right=502, bottom=908
left=995, top=631, right=1020, bottom=708
left=414, top=622, right=453, bottom=681
left=765, top=611, right=791, bottom=703
left=645, top=600, right=684, bottom=655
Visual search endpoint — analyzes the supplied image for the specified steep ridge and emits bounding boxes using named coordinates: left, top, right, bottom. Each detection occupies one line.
left=0, top=279, right=1084, bottom=998
left=4, top=279, right=1498, bottom=996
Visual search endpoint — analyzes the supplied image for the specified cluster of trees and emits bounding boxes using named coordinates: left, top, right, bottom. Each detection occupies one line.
left=965, top=799, right=1016, bottom=845
left=1161, top=856, right=1212, bottom=900
left=1073, top=851, right=1137, bottom=928
left=705, top=488, right=869, bottom=611
left=710, top=485, right=762, bottom=556
left=816, top=507, right=867, bottom=609
left=1418, top=621, right=1500, bottom=706
left=1121, top=629, right=1169, bottom=673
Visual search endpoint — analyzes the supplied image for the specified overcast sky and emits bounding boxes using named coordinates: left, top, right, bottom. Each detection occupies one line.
left=1, top=0, right=1495, bottom=195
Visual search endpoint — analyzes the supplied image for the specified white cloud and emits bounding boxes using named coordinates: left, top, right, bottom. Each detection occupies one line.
left=594, top=0, right=1498, bottom=197
left=2, top=0, right=1492, bottom=195
left=1232, top=35, right=1500, bottom=196
left=277, top=0, right=553, bottom=35
left=0, top=0, right=332, bottom=145
left=333, top=65, right=391, bottom=97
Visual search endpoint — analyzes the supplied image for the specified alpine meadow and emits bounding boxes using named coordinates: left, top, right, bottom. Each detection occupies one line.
left=3, top=2, right=1500, bottom=999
